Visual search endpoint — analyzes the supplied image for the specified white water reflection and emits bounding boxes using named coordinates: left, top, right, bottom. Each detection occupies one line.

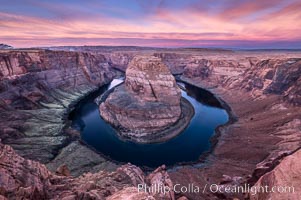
left=108, top=78, right=124, bottom=90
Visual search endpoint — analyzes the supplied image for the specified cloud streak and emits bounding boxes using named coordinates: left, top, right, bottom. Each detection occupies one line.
left=0, top=0, right=300, bottom=48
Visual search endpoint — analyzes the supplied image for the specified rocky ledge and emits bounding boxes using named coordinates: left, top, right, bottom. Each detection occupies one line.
left=99, top=55, right=194, bottom=143
left=0, top=141, right=175, bottom=200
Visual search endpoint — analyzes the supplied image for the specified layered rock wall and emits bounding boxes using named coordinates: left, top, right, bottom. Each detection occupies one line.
left=0, top=50, right=115, bottom=163
left=180, top=56, right=301, bottom=105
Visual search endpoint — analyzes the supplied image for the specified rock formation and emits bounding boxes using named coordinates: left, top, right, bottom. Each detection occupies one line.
left=99, top=55, right=194, bottom=143
left=250, top=149, right=301, bottom=200
left=0, top=141, right=174, bottom=200
left=181, top=56, right=301, bottom=105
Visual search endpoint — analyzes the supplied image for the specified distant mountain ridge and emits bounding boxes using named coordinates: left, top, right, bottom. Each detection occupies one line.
left=0, top=43, right=13, bottom=49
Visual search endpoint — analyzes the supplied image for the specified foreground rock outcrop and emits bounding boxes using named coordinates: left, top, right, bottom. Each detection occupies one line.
left=250, top=149, right=301, bottom=200
left=0, top=141, right=174, bottom=199
left=99, top=55, right=193, bottom=143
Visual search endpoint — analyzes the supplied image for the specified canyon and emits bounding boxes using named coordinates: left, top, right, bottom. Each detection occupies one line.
left=0, top=47, right=301, bottom=199
left=99, top=55, right=193, bottom=143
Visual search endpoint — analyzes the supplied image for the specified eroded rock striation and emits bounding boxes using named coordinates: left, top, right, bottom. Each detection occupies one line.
left=99, top=55, right=193, bottom=143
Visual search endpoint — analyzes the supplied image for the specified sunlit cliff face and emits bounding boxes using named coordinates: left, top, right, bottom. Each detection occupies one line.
left=1, top=0, right=301, bottom=48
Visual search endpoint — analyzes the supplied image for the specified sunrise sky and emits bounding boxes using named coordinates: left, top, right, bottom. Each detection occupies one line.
left=1, top=0, right=301, bottom=48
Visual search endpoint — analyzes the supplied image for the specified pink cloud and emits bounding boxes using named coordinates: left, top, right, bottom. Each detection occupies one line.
left=0, top=0, right=300, bottom=48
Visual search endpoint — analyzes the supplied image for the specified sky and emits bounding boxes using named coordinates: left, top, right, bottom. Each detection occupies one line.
left=0, top=0, right=301, bottom=49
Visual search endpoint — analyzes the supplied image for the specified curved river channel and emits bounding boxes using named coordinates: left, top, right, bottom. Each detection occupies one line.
left=69, top=78, right=229, bottom=167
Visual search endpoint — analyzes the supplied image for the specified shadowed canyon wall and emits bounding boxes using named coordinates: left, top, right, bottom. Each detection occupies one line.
left=0, top=50, right=115, bottom=162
